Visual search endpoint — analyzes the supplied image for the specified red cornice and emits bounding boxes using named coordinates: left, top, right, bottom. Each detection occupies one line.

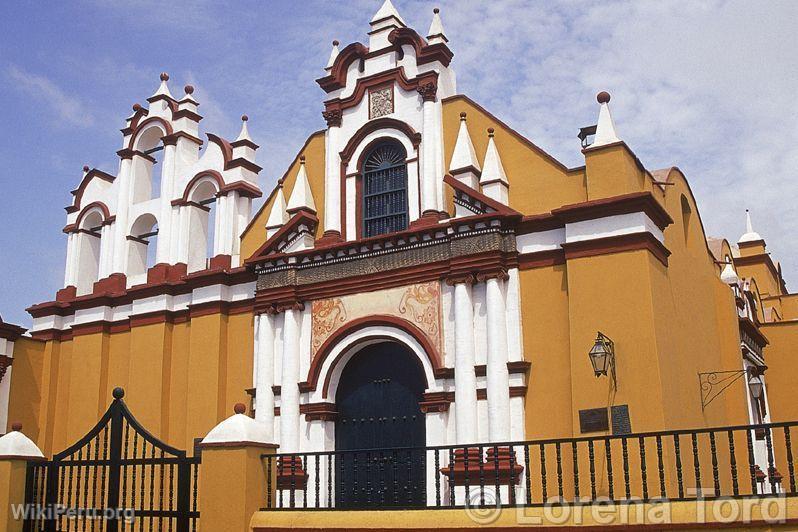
left=323, top=67, right=438, bottom=115
left=27, top=266, right=256, bottom=320
left=316, top=30, right=452, bottom=94
left=65, top=170, right=116, bottom=214
left=161, top=130, right=203, bottom=147
left=388, top=27, right=453, bottom=67
left=0, top=320, right=26, bottom=341
left=443, top=173, right=519, bottom=216
left=246, top=210, right=319, bottom=266
left=562, top=232, right=671, bottom=267
left=518, top=249, right=566, bottom=270
left=552, top=191, right=673, bottom=230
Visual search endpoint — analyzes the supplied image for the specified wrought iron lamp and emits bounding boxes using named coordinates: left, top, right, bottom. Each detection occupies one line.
left=588, top=332, right=616, bottom=388
left=699, top=366, right=764, bottom=410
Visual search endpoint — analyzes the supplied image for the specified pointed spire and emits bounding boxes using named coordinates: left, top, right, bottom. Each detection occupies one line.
left=286, top=156, right=317, bottom=214
left=371, top=0, right=405, bottom=26
left=151, top=72, right=173, bottom=99
left=326, top=40, right=340, bottom=70
left=481, top=128, right=508, bottom=185
left=739, top=209, right=763, bottom=243
left=449, top=112, right=481, bottom=189
left=480, top=128, right=509, bottom=204
left=427, top=8, right=448, bottom=44
left=266, top=183, right=289, bottom=238
left=235, top=115, right=253, bottom=143
left=592, top=91, right=620, bottom=148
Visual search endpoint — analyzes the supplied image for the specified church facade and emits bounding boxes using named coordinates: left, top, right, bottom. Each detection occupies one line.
left=3, top=0, right=798, bottom=523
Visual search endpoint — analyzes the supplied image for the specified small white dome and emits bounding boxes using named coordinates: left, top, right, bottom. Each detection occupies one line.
left=0, top=429, right=44, bottom=459
left=738, top=210, right=762, bottom=243
left=201, top=410, right=273, bottom=446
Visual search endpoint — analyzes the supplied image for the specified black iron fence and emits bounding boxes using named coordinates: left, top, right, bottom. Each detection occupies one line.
left=23, top=388, right=201, bottom=532
left=262, top=421, right=797, bottom=510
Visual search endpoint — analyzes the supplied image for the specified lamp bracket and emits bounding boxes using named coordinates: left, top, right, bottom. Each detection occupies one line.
left=698, top=370, right=750, bottom=410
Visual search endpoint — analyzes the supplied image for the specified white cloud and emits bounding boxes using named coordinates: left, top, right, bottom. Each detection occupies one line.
left=5, top=64, right=95, bottom=128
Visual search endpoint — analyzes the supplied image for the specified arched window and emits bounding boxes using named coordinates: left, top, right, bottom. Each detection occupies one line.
left=185, top=179, right=219, bottom=273
left=75, top=210, right=104, bottom=295
left=362, top=141, right=408, bottom=238
left=127, top=213, right=159, bottom=286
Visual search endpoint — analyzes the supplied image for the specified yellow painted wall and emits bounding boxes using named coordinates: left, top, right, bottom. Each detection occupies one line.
left=759, top=321, right=798, bottom=423
left=441, top=96, right=586, bottom=214
left=6, top=311, right=255, bottom=456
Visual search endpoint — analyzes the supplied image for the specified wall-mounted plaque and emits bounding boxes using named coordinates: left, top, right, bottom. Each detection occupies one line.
left=579, top=407, right=609, bottom=433
left=611, top=404, right=632, bottom=435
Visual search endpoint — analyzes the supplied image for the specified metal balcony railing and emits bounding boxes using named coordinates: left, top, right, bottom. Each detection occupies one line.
left=261, top=421, right=797, bottom=510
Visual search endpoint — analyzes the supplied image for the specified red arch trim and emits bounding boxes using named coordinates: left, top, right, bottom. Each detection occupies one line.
left=339, top=118, right=421, bottom=165
left=126, top=117, right=174, bottom=149
left=304, top=315, right=442, bottom=399
left=178, top=170, right=225, bottom=203
left=76, top=201, right=112, bottom=227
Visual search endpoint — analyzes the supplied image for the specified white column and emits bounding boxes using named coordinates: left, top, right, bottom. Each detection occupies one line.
left=484, top=274, right=511, bottom=442
left=255, top=313, right=276, bottom=440
left=156, top=144, right=176, bottom=264
left=323, top=120, right=342, bottom=236
left=97, top=223, right=114, bottom=279
left=175, top=206, right=190, bottom=265
left=280, top=305, right=302, bottom=452
left=212, top=195, right=227, bottom=257
left=452, top=278, right=478, bottom=443
left=420, top=98, right=438, bottom=215
left=112, top=157, right=133, bottom=273
left=64, top=232, right=76, bottom=286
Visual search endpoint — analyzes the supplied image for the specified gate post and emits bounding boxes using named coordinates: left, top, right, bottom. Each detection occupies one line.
left=0, top=423, right=45, bottom=532
left=198, top=404, right=276, bottom=532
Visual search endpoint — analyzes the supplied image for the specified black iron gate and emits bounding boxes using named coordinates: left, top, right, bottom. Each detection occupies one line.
left=23, top=388, right=200, bottom=532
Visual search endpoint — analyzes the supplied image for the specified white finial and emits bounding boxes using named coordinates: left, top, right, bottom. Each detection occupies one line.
left=592, top=91, right=620, bottom=148
left=286, top=156, right=317, bottom=214
left=720, top=262, right=739, bottom=285
left=326, top=40, right=340, bottom=70
left=182, top=84, right=197, bottom=103
left=739, top=209, right=763, bottom=243
left=235, top=115, right=253, bottom=143
left=266, top=184, right=289, bottom=237
left=152, top=72, right=173, bottom=99
left=371, top=0, right=406, bottom=25
left=427, top=8, right=448, bottom=44
left=450, top=113, right=480, bottom=172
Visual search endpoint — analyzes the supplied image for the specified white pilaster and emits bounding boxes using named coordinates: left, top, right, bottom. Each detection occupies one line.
left=420, top=99, right=438, bottom=215
left=452, top=279, right=478, bottom=443
left=112, top=157, right=133, bottom=273
left=255, top=313, right=276, bottom=440
left=155, top=144, right=177, bottom=264
left=98, top=223, right=114, bottom=278
left=280, top=306, right=302, bottom=452
left=484, top=275, right=511, bottom=442
left=324, top=124, right=342, bottom=236
left=64, top=233, right=76, bottom=287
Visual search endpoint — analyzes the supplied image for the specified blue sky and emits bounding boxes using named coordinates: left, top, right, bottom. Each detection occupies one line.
left=1, top=0, right=796, bottom=326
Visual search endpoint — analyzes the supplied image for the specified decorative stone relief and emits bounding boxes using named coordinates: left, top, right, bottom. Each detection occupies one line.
left=311, top=298, right=347, bottom=352
left=369, top=86, right=394, bottom=119
left=309, top=282, right=442, bottom=358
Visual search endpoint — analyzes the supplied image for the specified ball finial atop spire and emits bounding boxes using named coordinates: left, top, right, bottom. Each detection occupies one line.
left=11, top=422, right=22, bottom=432
left=160, top=72, right=170, bottom=82
left=184, top=84, right=194, bottom=95
left=597, top=91, right=611, bottom=104
left=433, top=7, right=440, bottom=14
left=233, top=403, right=246, bottom=415
left=241, top=114, right=248, bottom=122
left=487, top=127, right=495, bottom=137
left=132, top=103, right=142, bottom=112
left=332, top=40, right=339, bottom=46
left=83, top=165, right=89, bottom=173
left=459, top=111, right=467, bottom=120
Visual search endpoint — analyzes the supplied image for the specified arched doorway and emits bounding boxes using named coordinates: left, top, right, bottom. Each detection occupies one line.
left=335, top=341, right=426, bottom=508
